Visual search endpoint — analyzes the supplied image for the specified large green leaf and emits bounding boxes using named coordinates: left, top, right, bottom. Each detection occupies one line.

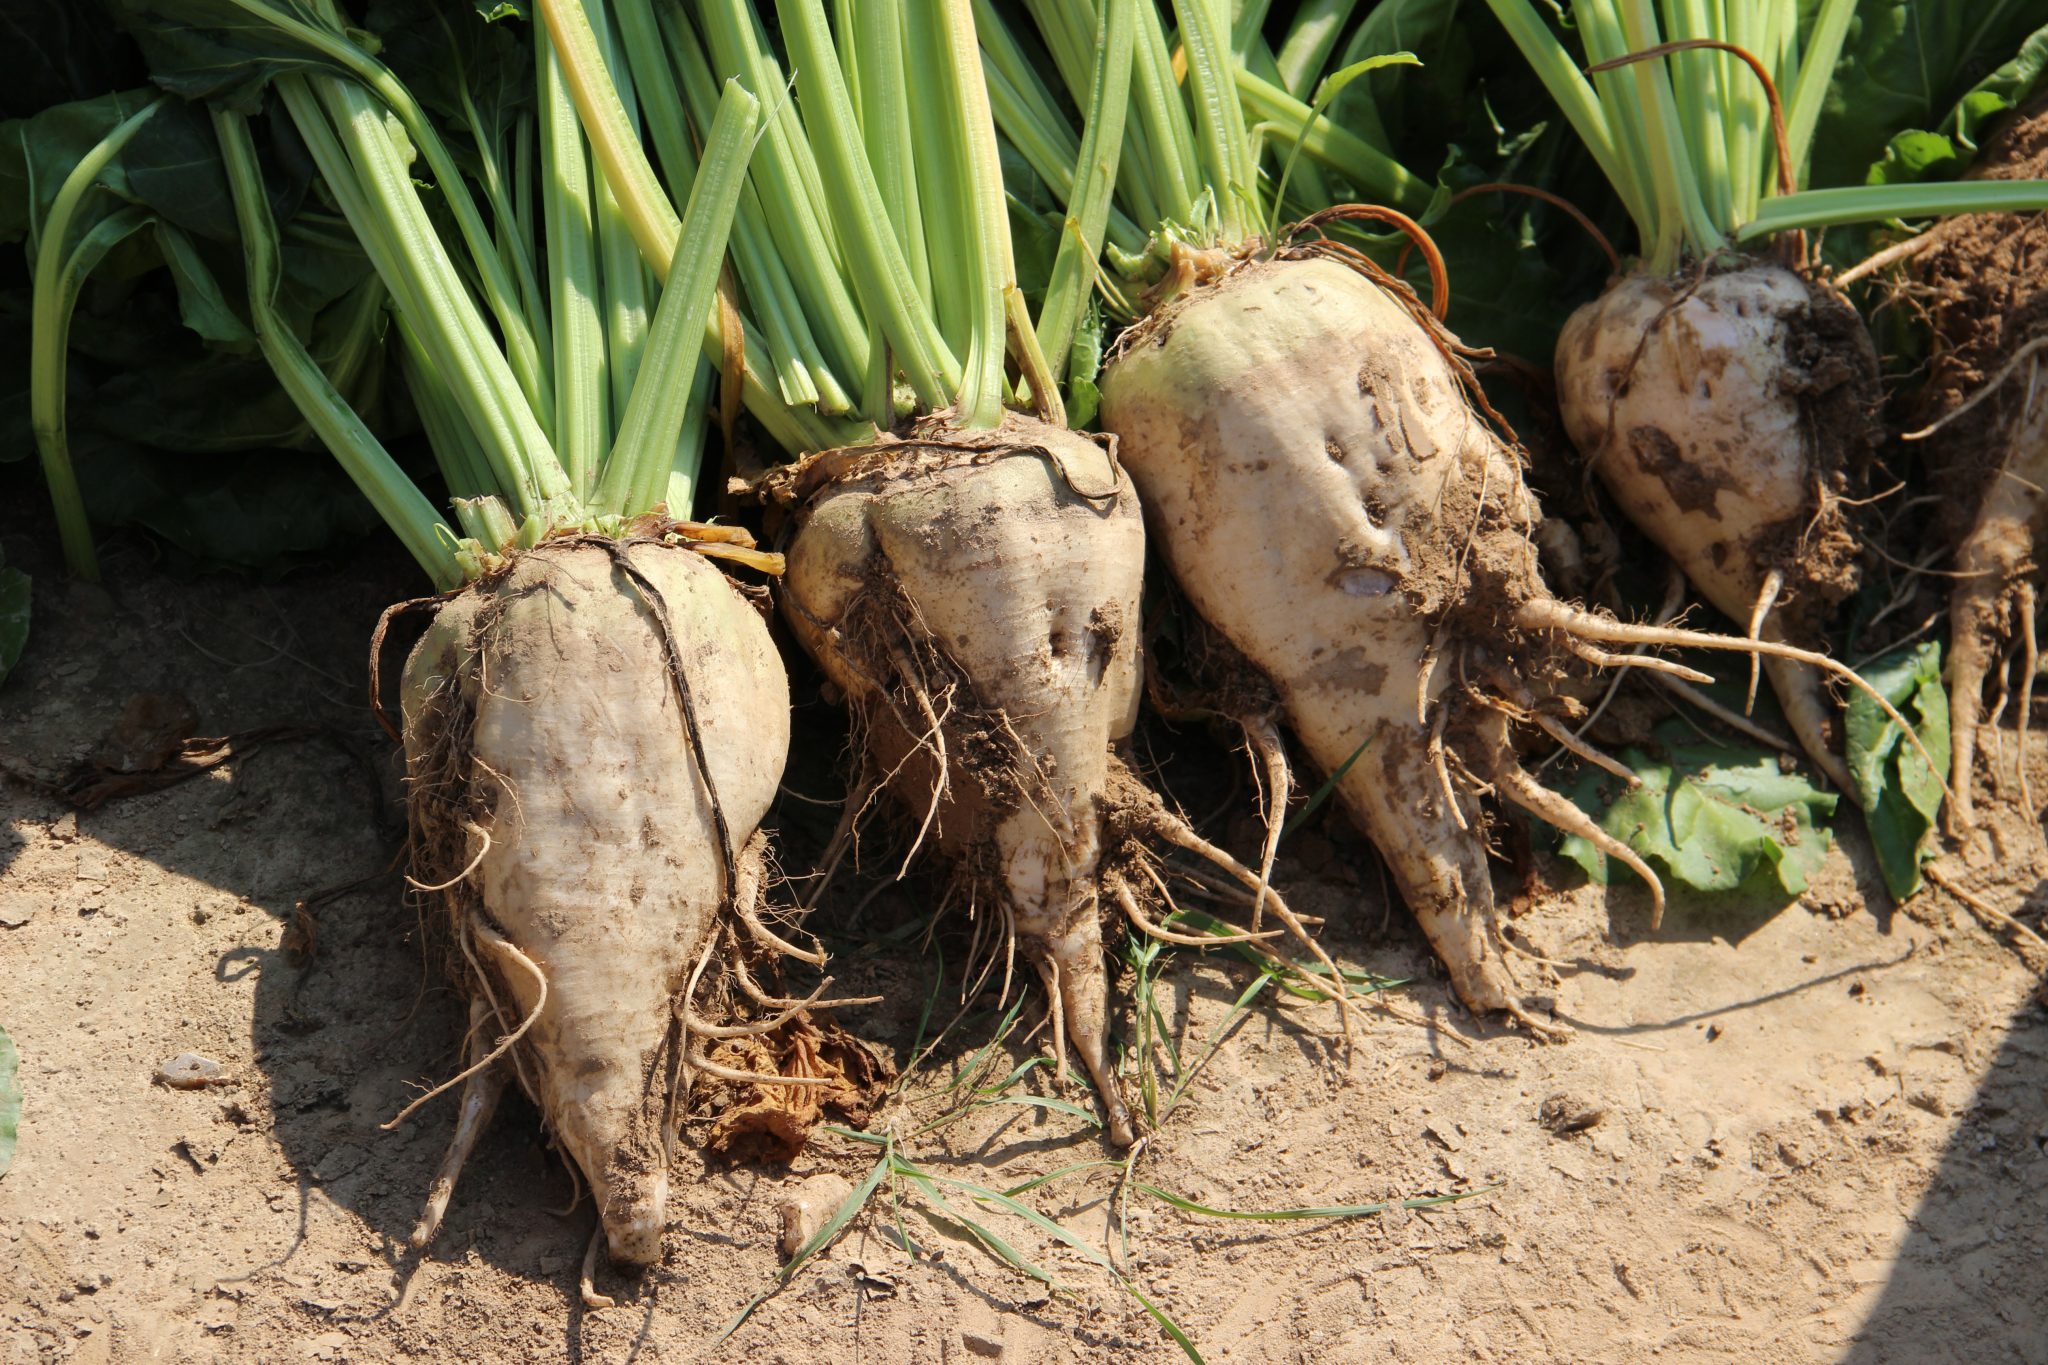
left=363, top=0, right=534, bottom=188
left=110, top=0, right=347, bottom=114
left=1326, top=0, right=1469, bottom=162
left=0, top=0, right=147, bottom=121
left=0, top=88, right=164, bottom=244
left=0, top=1023, right=19, bottom=1179
left=1811, top=3, right=2048, bottom=191
left=1555, top=723, right=1838, bottom=901
left=1, top=77, right=392, bottom=563
left=1845, top=641, right=1950, bottom=901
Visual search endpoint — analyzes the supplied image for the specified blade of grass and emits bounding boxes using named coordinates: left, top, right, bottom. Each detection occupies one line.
left=894, top=1161, right=1064, bottom=1293
left=941, top=991, right=1030, bottom=1097
left=0, top=1023, right=17, bottom=1179
left=1280, top=733, right=1371, bottom=839
left=1264, top=54, right=1422, bottom=242
left=969, top=1094, right=1105, bottom=1127
left=1000, top=1159, right=1120, bottom=1198
left=1162, top=967, right=1277, bottom=1117
left=975, top=1056, right=1053, bottom=1095
left=1137, top=1181, right=1502, bottom=1221
left=718, top=1133, right=893, bottom=1342
left=915, top=1163, right=1205, bottom=1362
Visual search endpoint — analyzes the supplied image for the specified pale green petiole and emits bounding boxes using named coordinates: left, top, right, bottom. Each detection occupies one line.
left=27, top=97, right=165, bottom=581
left=1035, top=0, right=1136, bottom=387
left=595, top=82, right=760, bottom=516
left=213, top=108, right=464, bottom=590
left=1740, top=181, right=2048, bottom=238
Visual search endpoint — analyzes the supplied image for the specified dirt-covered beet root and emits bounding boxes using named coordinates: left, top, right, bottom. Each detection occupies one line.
left=1904, top=108, right=2048, bottom=830
left=399, top=539, right=838, bottom=1267
left=771, top=414, right=1149, bottom=1141
left=1554, top=263, right=1880, bottom=793
left=1101, top=254, right=1656, bottom=1037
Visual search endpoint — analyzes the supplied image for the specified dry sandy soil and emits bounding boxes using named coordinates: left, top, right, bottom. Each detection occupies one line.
left=3, top=518, right=2046, bottom=1365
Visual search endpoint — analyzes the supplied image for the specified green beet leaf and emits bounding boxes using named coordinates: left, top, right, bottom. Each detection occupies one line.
left=1812, top=5, right=2048, bottom=193
left=109, top=0, right=347, bottom=115
left=1555, top=723, right=1837, bottom=902
left=1845, top=641, right=1950, bottom=902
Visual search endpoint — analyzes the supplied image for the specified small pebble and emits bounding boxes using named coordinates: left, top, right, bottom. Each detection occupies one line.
left=156, top=1053, right=227, bottom=1089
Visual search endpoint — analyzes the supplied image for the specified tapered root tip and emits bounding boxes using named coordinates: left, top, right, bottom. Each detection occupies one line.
left=1767, top=657, right=1857, bottom=799
left=1032, top=924, right=1139, bottom=1149
left=1493, top=759, right=1667, bottom=931
left=1946, top=591, right=1999, bottom=836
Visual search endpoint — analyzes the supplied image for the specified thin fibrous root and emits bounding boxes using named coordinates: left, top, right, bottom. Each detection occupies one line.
left=727, top=935, right=821, bottom=1010
left=1746, top=569, right=1784, bottom=716
left=1950, top=606, right=1993, bottom=834
left=1494, top=921, right=1572, bottom=970
left=681, top=978, right=882, bottom=1039
left=890, top=645, right=950, bottom=881
left=408, top=998, right=507, bottom=1250
left=731, top=832, right=826, bottom=967
left=1429, top=700, right=1471, bottom=831
left=546, top=1155, right=587, bottom=1218
left=1163, top=863, right=1326, bottom=923
left=2019, top=583, right=2038, bottom=815
left=737, top=901, right=825, bottom=966
left=1649, top=672, right=1793, bottom=752
left=1112, top=870, right=1282, bottom=947
left=1243, top=714, right=1291, bottom=933
left=1901, top=333, right=2048, bottom=441
left=1493, top=759, right=1669, bottom=931
left=457, top=918, right=539, bottom=1106
left=1415, top=646, right=1440, bottom=727
left=1520, top=601, right=1954, bottom=803
left=580, top=1225, right=615, bottom=1310
left=1563, top=634, right=1714, bottom=684
left=1147, top=812, right=1357, bottom=1041
left=1044, top=954, right=1067, bottom=1088
left=404, top=821, right=492, bottom=893
left=1533, top=712, right=1639, bottom=787
left=383, top=924, right=547, bottom=1131
left=1498, top=991, right=1573, bottom=1042
left=1924, top=863, right=2048, bottom=955
left=684, top=1053, right=836, bottom=1087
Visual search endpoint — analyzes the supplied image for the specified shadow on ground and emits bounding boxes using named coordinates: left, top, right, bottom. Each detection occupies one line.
left=1842, top=950, right=2048, bottom=1364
